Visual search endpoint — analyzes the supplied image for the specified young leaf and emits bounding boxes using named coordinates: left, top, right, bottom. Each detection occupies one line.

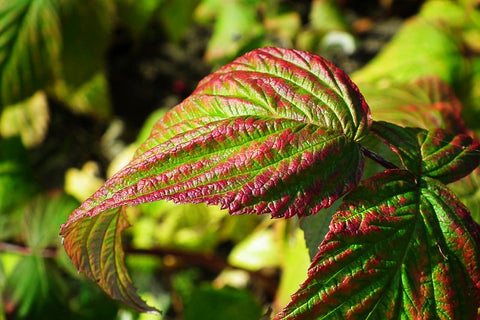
left=61, top=47, right=371, bottom=312
left=277, top=169, right=480, bottom=319
left=372, top=121, right=480, bottom=184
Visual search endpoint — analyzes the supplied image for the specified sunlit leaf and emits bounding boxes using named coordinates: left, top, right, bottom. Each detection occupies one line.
left=203, top=0, right=266, bottom=64
left=277, top=170, right=480, bottom=319
left=61, top=47, right=371, bottom=312
left=372, top=121, right=480, bottom=184
left=0, top=91, right=49, bottom=147
left=0, top=0, right=61, bottom=108
left=352, top=17, right=467, bottom=90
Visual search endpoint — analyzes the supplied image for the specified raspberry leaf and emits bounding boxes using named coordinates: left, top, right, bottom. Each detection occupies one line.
left=277, top=169, right=480, bottom=319
left=372, top=121, right=480, bottom=184
left=61, top=47, right=372, bottom=312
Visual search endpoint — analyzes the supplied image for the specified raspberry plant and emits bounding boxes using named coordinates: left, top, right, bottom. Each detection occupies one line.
left=60, top=47, right=480, bottom=319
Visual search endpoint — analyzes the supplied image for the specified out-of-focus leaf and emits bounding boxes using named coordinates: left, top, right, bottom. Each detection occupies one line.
left=116, top=0, right=165, bottom=37
left=420, top=0, right=467, bottom=29
left=0, top=92, right=49, bottom=147
left=264, top=11, right=301, bottom=47
left=157, top=0, right=199, bottom=43
left=277, top=170, right=480, bottom=319
left=61, top=208, right=159, bottom=314
left=4, top=256, right=70, bottom=318
left=310, top=0, right=348, bottom=32
left=450, top=168, right=480, bottom=223
left=183, top=286, right=263, bottom=320
left=228, top=226, right=280, bottom=271
left=352, top=18, right=467, bottom=91
left=65, top=162, right=105, bottom=203
left=21, top=193, right=79, bottom=250
left=58, top=0, right=113, bottom=88
left=362, top=76, right=469, bottom=135
left=275, top=225, right=310, bottom=309
left=300, top=201, right=339, bottom=260
left=132, top=201, right=228, bottom=251
left=372, top=121, right=480, bottom=184
left=204, top=0, right=266, bottom=64
left=61, top=47, right=371, bottom=312
left=65, top=72, right=112, bottom=119
left=0, top=0, right=61, bottom=108
left=0, top=137, right=37, bottom=219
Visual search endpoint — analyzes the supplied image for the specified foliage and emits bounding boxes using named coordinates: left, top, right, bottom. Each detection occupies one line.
left=1, top=0, right=480, bottom=319
left=61, top=44, right=480, bottom=318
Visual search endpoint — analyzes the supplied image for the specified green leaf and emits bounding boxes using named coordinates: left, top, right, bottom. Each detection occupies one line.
left=183, top=285, right=263, bottom=320
left=0, top=0, right=61, bottom=108
left=0, top=137, right=37, bottom=218
left=0, top=91, right=49, bottom=147
left=372, top=121, right=480, bottom=184
left=58, top=0, right=113, bottom=88
left=277, top=169, right=480, bottom=319
left=60, top=207, right=159, bottom=314
left=203, top=0, right=267, bottom=64
left=450, top=168, right=480, bottom=223
left=116, top=0, right=165, bottom=38
left=61, top=47, right=371, bottom=312
left=352, top=17, right=467, bottom=91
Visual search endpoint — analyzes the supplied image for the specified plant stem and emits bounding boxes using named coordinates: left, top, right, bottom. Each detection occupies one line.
left=360, top=146, right=399, bottom=170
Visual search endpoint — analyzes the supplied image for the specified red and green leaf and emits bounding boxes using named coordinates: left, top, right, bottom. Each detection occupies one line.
left=61, top=208, right=158, bottom=314
left=277, top=169, right=480, bottom=319
left=60, top=47, right=371, bottom=312
left=372, top=121, right=480, bottom=184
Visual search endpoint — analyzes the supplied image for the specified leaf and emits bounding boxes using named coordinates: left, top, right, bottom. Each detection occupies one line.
left=0, top=91, right=49, bottom=147
left=60, top=207, right=159, bottom=314
left=0, top=0, right=61, bottom=108
left=183, top=285, right=263, bottom=320
left=0, top=137, right=37, bottom=217
left=372, top=121, right=480, bottom=184
left=360, top=76, right=469, bottom=135
left=352, top=17, right=467, bottom=91
left=203, top=0, right=267, bottom=64
left=58, top=0, right=114, bottom=88
left=61, top=47, right=371, bottom=312
left=276, top=169, right=480, bottom=320
left=450, top=168, right=480, bottom=223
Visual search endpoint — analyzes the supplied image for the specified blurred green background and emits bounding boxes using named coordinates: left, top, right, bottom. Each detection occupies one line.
left=1, top=0, right=480, bottom=319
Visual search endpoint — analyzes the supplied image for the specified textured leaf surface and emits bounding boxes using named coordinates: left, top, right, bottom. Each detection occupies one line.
left=0, top=0, right=61, bottom=108
left=60, top=208, right=158, bottom=314
left=372, top=121, right=480, bottom=184
left=277, top=169, right=480, bottom=320
left=61, top=47, right=371, bottom=312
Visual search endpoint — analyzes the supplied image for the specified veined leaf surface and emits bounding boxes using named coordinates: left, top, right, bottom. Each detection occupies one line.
left=277, top=169, right=480, bottom=320
left=372, top=121, right=480, bottom=184
left=61, top=47, right=371, bottom=312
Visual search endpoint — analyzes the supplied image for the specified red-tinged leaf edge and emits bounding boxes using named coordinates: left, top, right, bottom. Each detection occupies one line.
left=372, top=121, right=480, bottom=184
left=276, top=169, right=480, bottom=320
left=60, top=208, right=160, bottom=314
